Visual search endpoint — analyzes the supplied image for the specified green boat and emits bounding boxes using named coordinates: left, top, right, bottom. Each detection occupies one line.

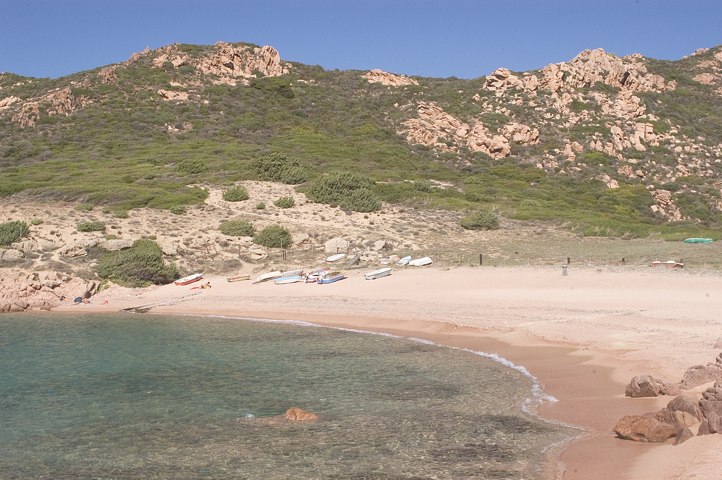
left=683, top=238, right=713, bottom=244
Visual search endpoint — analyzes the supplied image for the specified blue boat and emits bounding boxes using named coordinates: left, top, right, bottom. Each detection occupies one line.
left=317, top=272, right=346, bottom=284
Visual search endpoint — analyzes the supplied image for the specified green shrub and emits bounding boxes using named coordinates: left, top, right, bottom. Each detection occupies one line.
left=0, top=221, right=29, bottom=246
left=77, top=221, right=106, bottom=232
left=306, top=172, right=381, bottom=212
left=220, top=219, right=255, bottom=237
left=76, top=203, right=94, bottom=212
left=30, top=218, right=43, bottom=225
left=273, top=196, right=295, bottom=208
left=169, top=205, right=186, bottom=215
left=176, top=159, right=206, bottom=175
left=96, top=239, right=179, bottom=287
left=255, top=202, right=266, bottom=210
left=460, top=210, right=500, bottom=230
left=250, top=153, right=310, bottom=184
left=222, top=185, right=249, bottom=202
left=254, top=224, right=292, bottom=248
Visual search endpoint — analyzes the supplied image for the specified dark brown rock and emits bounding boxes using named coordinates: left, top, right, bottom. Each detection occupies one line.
left=674, top=427, right=695, bottom=445
left=625, top=375, right=663, bottom=397
left=680, top=355, right=722, bottom=389
left=666, top=395, right=704, bottom=421
left=614, top=413, right=677, bottom=443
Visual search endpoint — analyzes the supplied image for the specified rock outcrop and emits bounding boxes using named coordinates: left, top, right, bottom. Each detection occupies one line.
left=0, top=270, right=96, bottom=313
left=680, top=354, right=722, bottom=389
left=400, top=102, right=538, bottom=159
left=616, top=354, right=722, bottom=445
left=363, top=69, right=418, bottom=87
left=195, top=42, right=289, bottom=85
left=10, top=87, right=91, bottom=128
left=625, top=375, right=670, bottom=398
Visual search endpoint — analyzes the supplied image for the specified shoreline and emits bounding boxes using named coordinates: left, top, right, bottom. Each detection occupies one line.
left=54, top=265, right=722, bottom=479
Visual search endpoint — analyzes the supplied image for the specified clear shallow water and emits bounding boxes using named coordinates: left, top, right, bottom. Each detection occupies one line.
left=0, top=313, right=573, bottom=479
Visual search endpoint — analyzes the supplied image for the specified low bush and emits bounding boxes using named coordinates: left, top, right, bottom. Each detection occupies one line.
left=460, top=210, right=500, bottom=230
left=96, top=239, right=178, bottom=287
left=254, top=224, right=292, bottom=248
left=222, top=185, right=249, bottom=202
left=250, top=153, right=310, bottom=185
left=30, top=218, right=43, bottom=225
left=220, top=219, right=255, bottom=237
left=169, top=205, right=186, bottom=215
left=305, top=172, right=381, bottom=212
left=176, top=159, right=206, bottom=175
left=0, top=220, right=29, bottom=246
left=255, top=202, right=266, bottom=210
left=77, top=221, right=106, bottom=232
left=273, top=196, right=295, bottom=208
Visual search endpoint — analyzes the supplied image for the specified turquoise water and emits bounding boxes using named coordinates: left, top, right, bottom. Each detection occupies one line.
left=0, top=313, right=573, bottom=479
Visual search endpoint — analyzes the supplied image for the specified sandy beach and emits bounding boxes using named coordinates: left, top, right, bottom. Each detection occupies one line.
left=56, top=265, right=722, bottom=479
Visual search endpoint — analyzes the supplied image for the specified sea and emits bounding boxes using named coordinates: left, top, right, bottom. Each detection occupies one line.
left=0, top=313, right=576, bottom=479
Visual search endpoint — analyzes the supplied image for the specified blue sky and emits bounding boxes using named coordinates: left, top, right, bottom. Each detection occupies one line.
left=1, top=0, right=721, bottom=79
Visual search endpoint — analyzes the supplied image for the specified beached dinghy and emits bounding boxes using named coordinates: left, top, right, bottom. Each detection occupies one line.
left=650, top=260, right=684, bottom=269
left=326, top=253, right=346, bottom=263
left=345, top=253, right=360, bottom=266
left=364, top=267, right=391, bottom=280
left=409, top=257, right=432, bottom=267
left=683, top=238, right=713, bottom=244
left=252, top=271, right=282, bottom=284
left=396, top=255, right=412, bottom=266
left=306, top=267, right=331, bottom=283
left=226, top=274, right=250, bottom=282
left=317, top=272, right=346, bottom=284
left=274, top=275, right=305, bottom=285
left=175, top=273, right=203, bottom=286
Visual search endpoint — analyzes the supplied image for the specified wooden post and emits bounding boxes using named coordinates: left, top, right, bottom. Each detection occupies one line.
left=566, top=257, right=570, bottom=265
left=479, top=254, right=483, bottom=266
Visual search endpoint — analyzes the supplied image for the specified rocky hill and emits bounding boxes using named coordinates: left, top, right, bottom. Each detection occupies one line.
left=2, top=41, right=722, bottom=235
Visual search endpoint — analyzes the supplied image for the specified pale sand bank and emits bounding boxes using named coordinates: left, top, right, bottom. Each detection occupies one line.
left=56, top=266, right=722, bottom=479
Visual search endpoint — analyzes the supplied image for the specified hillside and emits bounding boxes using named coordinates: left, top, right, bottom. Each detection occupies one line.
left=2, top=41, right=722, bottom=238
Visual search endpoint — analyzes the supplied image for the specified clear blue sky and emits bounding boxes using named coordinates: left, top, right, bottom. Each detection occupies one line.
left=1, top=0, right=721, bottom=79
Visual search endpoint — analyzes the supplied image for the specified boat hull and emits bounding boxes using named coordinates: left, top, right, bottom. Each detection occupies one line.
left=365, top=268, right=392, bottom=280
left=175, top=273, right=203, bottom=286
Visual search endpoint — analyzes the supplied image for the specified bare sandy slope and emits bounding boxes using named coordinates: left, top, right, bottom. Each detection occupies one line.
left=57, top=265, right=722, bottom=480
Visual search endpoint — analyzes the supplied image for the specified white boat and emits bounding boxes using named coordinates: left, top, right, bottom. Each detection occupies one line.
left=306, top=267, right=331, bottom=283
left=274, top=275, right=305, bottom=285
left=175, top=273, right=203, bottom=286
left=379, top=257, right=391, bottom=265
left=364, top=267, right=392, bottom=280
left=252, top=270, right=282, bottom=284
left=396, top=256, right=412, bottom=266
left=409, top=257, right=432, bottom=267
left=326, top=253, right=346, bottom=263
left=650, top=260, right=684, bottom=269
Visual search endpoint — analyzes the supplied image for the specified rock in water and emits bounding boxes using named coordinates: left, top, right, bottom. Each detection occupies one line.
left=284, top=407, right=318, bottom=422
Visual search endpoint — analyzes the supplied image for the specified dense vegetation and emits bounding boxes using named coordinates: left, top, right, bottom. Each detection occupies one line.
left=95, top=239, right=179, bottom=286
left=1, top=43, right=722, bottom=238
left=254, top=225, right=292, bottom=248
left=0, top=221, right=29, bottom=246
left=219, top=219, right=254, bottom=237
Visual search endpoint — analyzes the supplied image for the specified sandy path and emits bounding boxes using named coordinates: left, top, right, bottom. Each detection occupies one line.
left=57, top=266, right=722, bottom=479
